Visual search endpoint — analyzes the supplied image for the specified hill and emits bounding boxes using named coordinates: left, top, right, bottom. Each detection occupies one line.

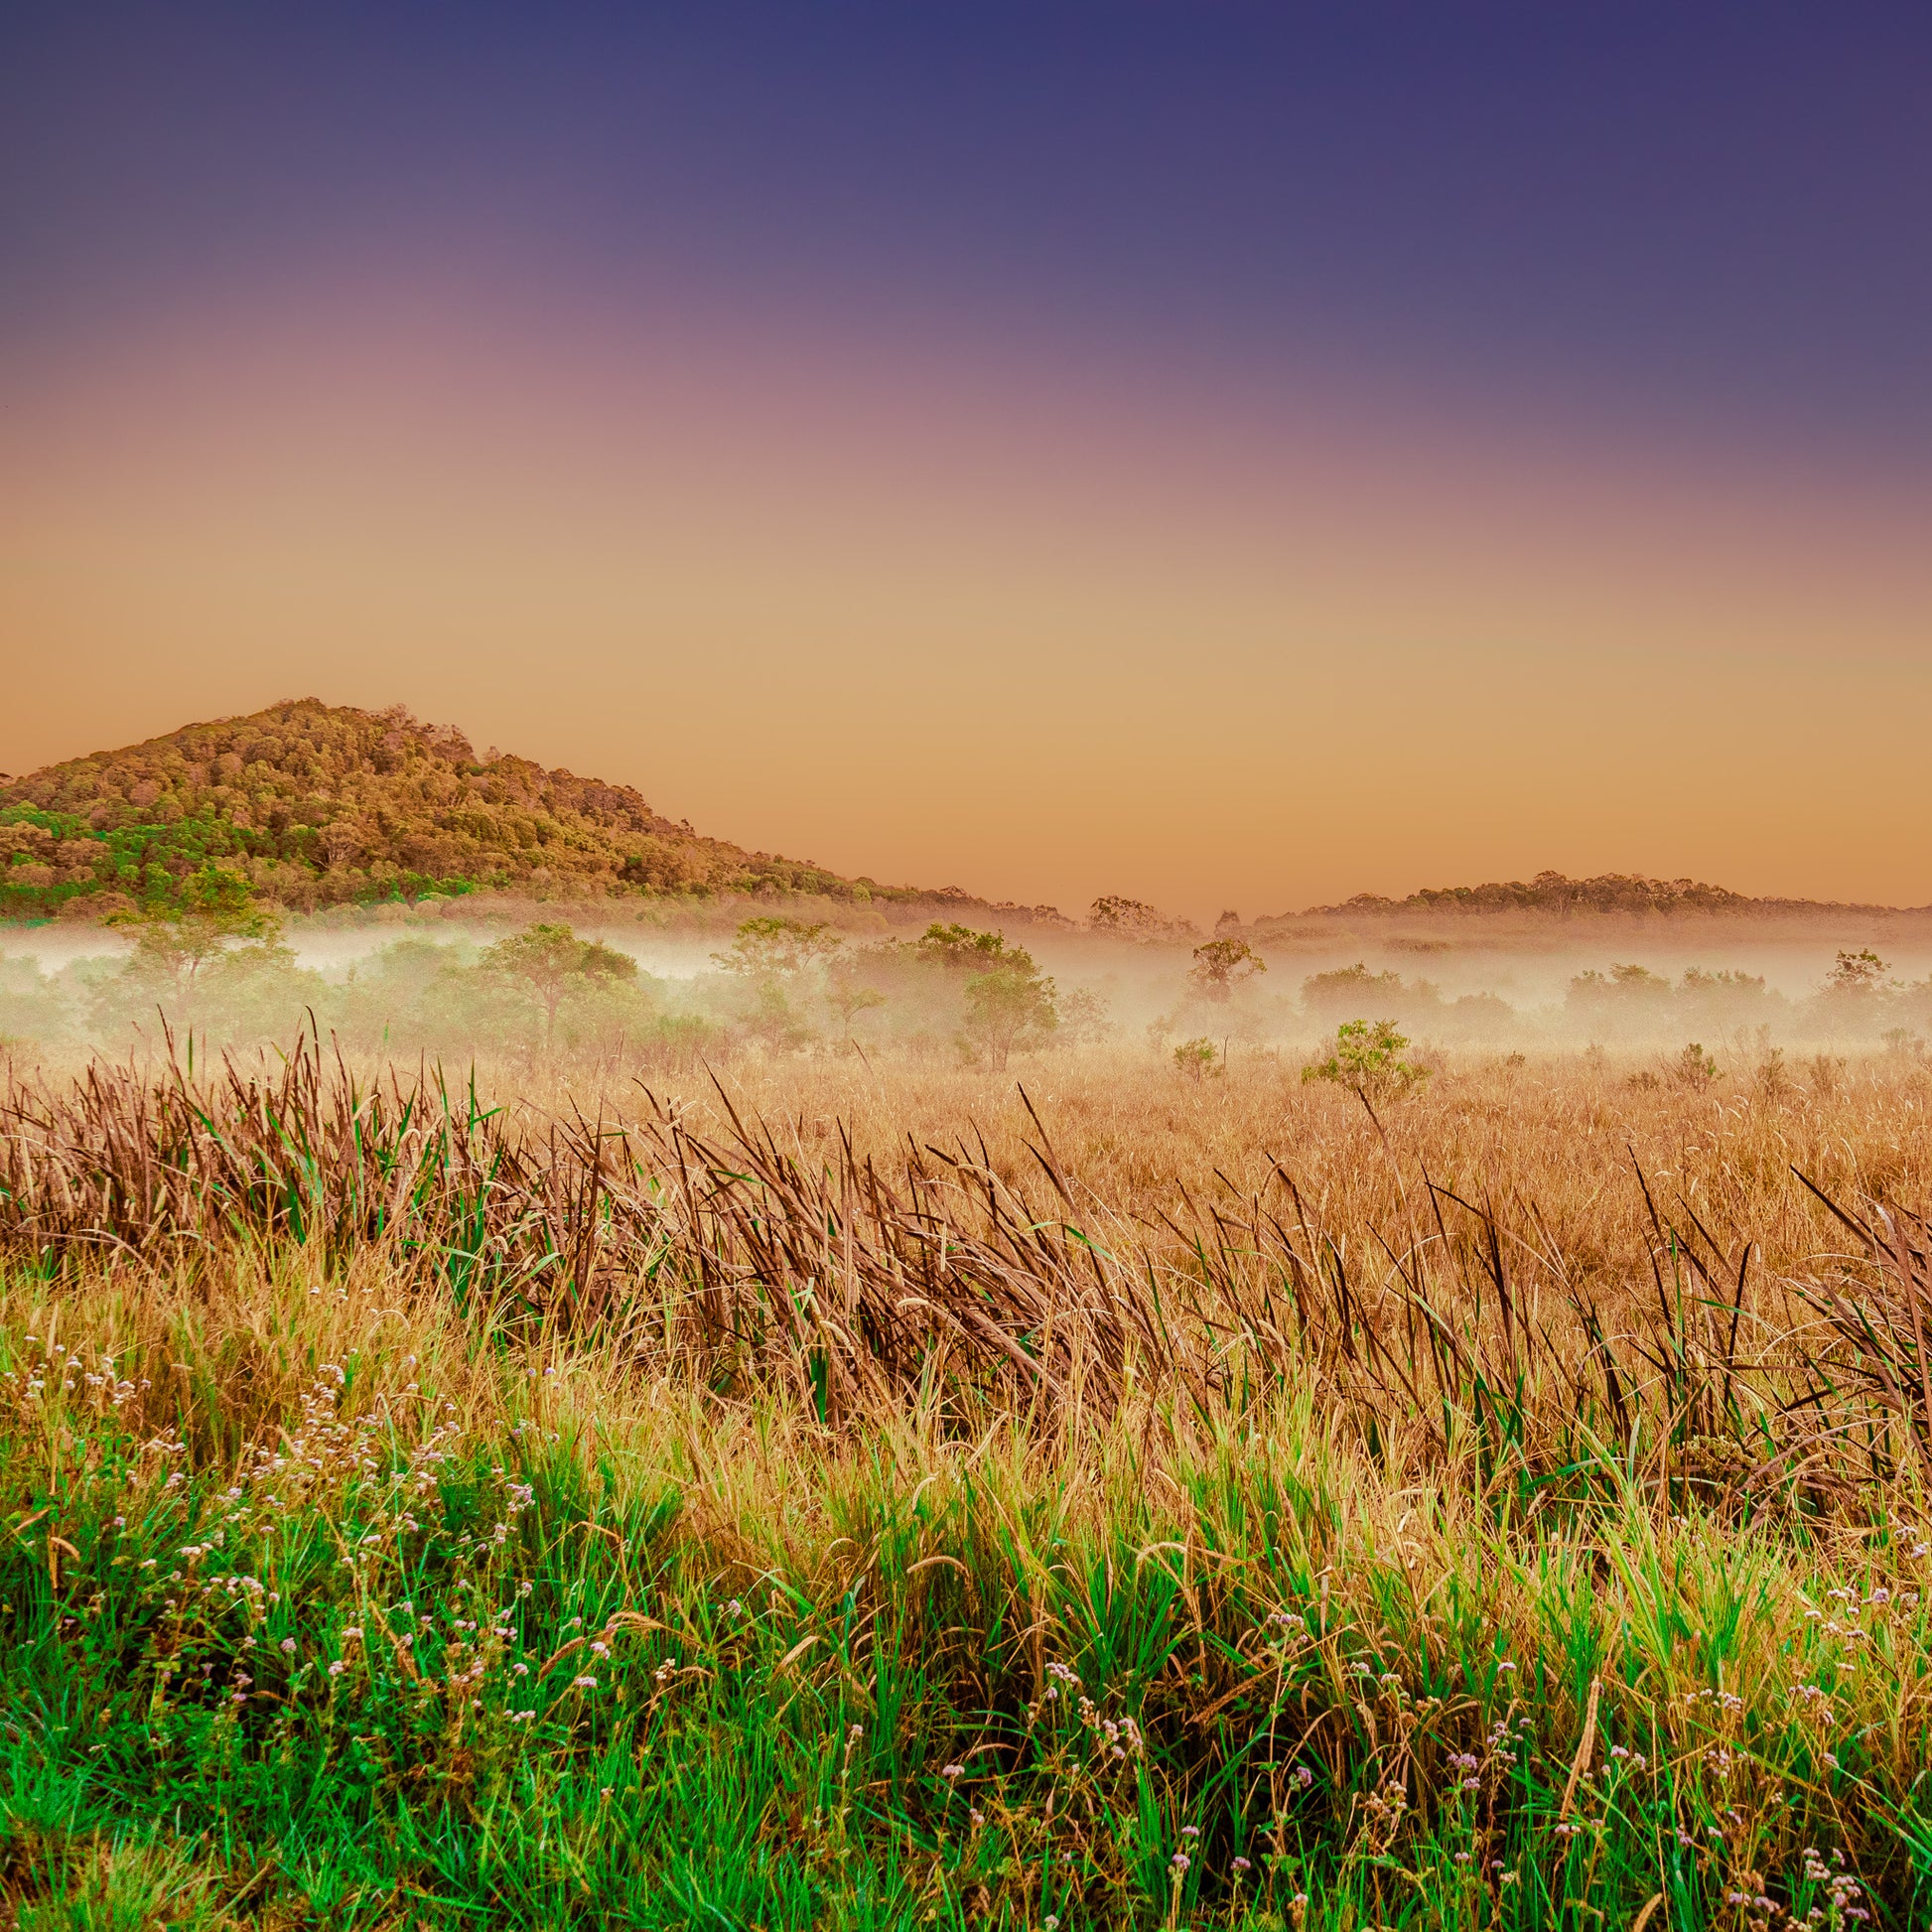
left=0, top=700, right=1060, bottom=926
left=1261, top=867, right=1926, bottom=932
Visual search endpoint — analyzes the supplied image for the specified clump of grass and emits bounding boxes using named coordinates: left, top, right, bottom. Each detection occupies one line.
left=4, top=1036, right=1932, bottom=1924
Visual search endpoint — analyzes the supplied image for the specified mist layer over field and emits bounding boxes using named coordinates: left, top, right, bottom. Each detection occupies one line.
left=6, top=906, right=1932, bottom=1089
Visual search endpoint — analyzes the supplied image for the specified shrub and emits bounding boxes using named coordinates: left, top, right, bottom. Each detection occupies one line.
left=1301, top=1019, right=1426, bottom=1096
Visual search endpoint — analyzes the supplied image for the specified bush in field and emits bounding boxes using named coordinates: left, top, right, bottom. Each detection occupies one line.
left=483, top=922, right=638, bottom=1049
left=1674, top=1040, right=1721, bottom=1091
left=1173, top=1035, right=1220, bottom=1080
left=1187, top=938, right=1265, bottom=1003
left=1302, top=1018, right=1426, bottom=1095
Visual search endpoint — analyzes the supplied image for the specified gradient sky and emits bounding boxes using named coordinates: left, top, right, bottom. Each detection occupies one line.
left=4, top=3, right=1930, bottom=916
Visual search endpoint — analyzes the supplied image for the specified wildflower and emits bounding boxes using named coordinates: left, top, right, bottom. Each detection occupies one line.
left=941, top=1764, right=963, bottom=1779
left=1171, top=1853, right=1189, bottom=1871
left=1232, top=1857, right=1252, bottom=1872
left=280, top=1637, right=296, bottom=1654
left=573, top=1675, right=598, bottom=1689
left=1181, top=1824, right=1199, bottom=1838
left=328, top=1660, right=345, bottom=1677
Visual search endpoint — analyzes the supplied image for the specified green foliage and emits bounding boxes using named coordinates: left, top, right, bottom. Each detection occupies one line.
left=912, top=920, right=1013, bottom=969
left=1301, top=1018, right=1427, bottom=1095
left=1674, top=1041, right=1721, bottom=1091
left=1172, top=1035, right=1221, bottom=1080
left=1, top=1287, right=1922, bottom=1929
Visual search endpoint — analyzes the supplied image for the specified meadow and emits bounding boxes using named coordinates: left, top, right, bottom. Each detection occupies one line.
left=4, top=1019, right=1932, bottom=1930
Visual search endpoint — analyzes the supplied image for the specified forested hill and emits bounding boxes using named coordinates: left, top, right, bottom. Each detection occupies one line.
left=1288, top=869, right=1919, bottom=922
left=0, top=700, right=1035, bottom=923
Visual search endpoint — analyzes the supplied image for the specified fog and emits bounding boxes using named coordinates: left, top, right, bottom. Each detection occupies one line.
left=5, top=906, right=1932, bottom=1079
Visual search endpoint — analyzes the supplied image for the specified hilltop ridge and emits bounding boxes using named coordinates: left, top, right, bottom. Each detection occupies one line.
left=0, top=701, right=1062, bottom=926
left=1277, top=868, right=1923, bottom=925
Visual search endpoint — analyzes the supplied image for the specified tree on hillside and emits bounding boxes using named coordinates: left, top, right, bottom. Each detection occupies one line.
left=483, top=922, right=638, bottom=1049
left=1088, top=896, right=1195, bottom=940
left=1188, top=938, right=1266, bottom=1003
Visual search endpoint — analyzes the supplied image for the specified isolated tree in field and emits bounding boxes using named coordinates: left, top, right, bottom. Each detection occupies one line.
left=825, top=960, right=888, bottom=1045
left=1189, top=937, right=1265, bottom=1003
left=712, top=916, right=846, bottom=1049
left=1302, top=962, right=1405, bottom=1020
left=483, top=922, right=637, bottom=1048
left=714, top=916, right=844, bottom=981
left=1302, top=1019, right=1426, bottom=1097
left=1824, top=949, right=1893, bottom=996
left=913, top=921, right=1012, bottom=970
left=961, top=954, right=1057, bottom=1070
left=113, top=867, right=282, bottom=998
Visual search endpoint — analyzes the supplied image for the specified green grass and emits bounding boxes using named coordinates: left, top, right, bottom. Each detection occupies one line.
left=3, top=1268, right=1927, bottom=1930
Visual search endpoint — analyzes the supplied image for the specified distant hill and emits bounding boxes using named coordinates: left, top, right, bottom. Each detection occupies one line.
left=1273, top=868, right=1924, bottom=926
left=0, top=700, right=1064, bottom=926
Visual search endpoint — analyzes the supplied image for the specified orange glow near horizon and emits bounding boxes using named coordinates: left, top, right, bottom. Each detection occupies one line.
left=5, top=271, right=1930, bottom=920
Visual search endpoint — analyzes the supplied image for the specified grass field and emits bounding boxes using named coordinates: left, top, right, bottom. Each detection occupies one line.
left=4, top=1035, right=1931, bottom=1928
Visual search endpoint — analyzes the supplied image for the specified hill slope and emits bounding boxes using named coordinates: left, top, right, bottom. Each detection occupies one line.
left=0, top=700, right=1032, bottom=923
left=1282, top=867, right=1921, bottom=924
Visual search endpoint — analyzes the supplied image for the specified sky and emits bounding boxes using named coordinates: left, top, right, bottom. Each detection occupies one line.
left=3, top=2, right=1930, bottom=918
